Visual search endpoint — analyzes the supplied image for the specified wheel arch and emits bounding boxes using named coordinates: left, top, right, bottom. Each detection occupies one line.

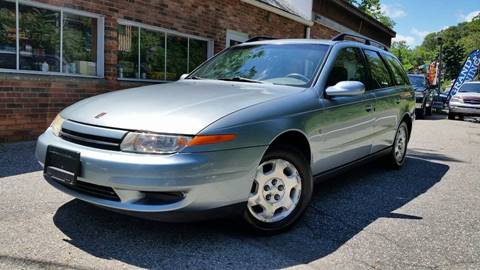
left=400, top=113, right=413, bottom=141
left=267, top=129, right=312, bottom=164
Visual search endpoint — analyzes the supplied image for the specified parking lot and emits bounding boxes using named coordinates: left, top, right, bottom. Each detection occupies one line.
left=1, top=115, right=479, bottom=270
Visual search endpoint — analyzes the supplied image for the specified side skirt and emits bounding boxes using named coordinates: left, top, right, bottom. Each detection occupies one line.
left=313, top=146, right=392, bottom=183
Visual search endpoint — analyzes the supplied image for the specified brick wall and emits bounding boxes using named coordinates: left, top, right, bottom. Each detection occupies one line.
left=0, top=0, right=339, bottom=143
left=310, top=23, right=339, bottom=40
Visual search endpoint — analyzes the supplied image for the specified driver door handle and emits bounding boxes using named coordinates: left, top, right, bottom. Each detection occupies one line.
left=365, top=104, right=375, bottom=112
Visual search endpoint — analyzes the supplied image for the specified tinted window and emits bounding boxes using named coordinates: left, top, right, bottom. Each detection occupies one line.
left=0, top=0, right=16, bottom=69
left=166, top=35, right=188, bottom=80
left=19, top=5, right=61, bottom=72
left=459, top=83, right=480, bottom=93
left=117, top=25, right=139, bottom=78
left=191, top=44, right=329, bottom=87
left=63, top=13, right=98, bottom=75
left=408, top=75, right=427, bottom=89
left=326, top=47, right=369, bottom=88
left=364, top=50, right=394, bottom=89
left=383, top=54, right=408, bottom=85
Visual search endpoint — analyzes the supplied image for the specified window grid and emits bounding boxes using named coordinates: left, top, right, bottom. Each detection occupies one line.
left=0, top=0, right=104, bottom=78
left=117, top=20, right=213, bottom=82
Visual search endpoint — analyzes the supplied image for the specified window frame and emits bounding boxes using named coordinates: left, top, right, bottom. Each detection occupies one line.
left=362, top=49, right=395, bottom=90
left=117, top=19, right=214, bottom=83
left=325, top=46, right=370, bottom=90
left=382, top=53, right=410, bottom=86
left=0, top=0, right=105, bottom=78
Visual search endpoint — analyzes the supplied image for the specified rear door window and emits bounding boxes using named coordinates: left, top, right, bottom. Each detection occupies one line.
left=326, top=47, right=369, bottom=88
left=363, top=50, right=394, bottom=89
left=383, top=54, right=409, bottom=85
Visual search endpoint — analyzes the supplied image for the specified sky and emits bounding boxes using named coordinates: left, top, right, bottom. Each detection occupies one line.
left=381, top=0, right=480, bottom=47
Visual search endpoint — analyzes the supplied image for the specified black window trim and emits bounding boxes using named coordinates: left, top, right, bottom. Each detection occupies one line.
left=362, top=48, right=396, bottom=91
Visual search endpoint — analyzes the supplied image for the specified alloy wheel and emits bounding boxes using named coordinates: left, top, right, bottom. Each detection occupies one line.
left=394, top=125, right=407, bottom=163
left=247, top=159, right=302, bottom=223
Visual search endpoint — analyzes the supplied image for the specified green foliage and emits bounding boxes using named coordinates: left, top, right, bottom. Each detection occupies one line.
left=345, top=0, right=395, bottom=28
left=390, top=15, right=479, bottom=81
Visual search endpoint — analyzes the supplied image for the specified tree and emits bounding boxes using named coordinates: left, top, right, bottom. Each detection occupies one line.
left=346, top=0, right=395, bottom=28
left=390, top=41, right=414, bottom=71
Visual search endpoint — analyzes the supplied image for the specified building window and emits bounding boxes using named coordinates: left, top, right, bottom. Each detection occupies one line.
left=117, top=20, right=212, bottom=81
left=226, top=30, right=249, bottom=47
left=0, top=0, right=104, bottom=77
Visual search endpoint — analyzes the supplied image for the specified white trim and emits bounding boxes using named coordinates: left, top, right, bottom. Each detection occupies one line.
left=117, top=19, right=214, bottom=81
left=241, top=0, right=314, bottom=26
left=0, top=68, right=102, bottom=79
left=15, top=0, right=19, bottom=70
left=18, top=0, right=104, bottom=19
left=117, top=78, right=167, bottom=83
left=187, top=38, right=190, bottom=72
left=96, top=16, right=105, bottom=77
left=117, top=19, right=213, bottom=44
left=1, top=0, right=105, bottom=78
left=137, top=26, right=141, bottom=79
left=226, top=30, right=249, bottom=47
left=59, top=10, right=63, bottom=73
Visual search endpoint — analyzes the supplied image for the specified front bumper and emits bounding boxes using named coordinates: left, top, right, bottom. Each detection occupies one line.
left=36, top=129, right=267, bottom=218
left=449, top=102, right=480, bottom=116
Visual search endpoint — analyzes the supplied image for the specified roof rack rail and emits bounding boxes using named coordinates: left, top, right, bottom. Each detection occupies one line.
left=245, top=36, right=277, bottom=43
left=332, top=33, right=389, bottom=51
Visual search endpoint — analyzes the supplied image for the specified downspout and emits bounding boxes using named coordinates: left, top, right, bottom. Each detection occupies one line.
left=305, top=26, right=311, bottom=39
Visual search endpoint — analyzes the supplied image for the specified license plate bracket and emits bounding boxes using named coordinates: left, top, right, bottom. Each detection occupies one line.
left=44, top=146, right=81, bottom=185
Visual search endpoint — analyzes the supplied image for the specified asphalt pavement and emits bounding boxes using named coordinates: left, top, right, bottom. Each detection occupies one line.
left=1, top=114, right=479, bottom=270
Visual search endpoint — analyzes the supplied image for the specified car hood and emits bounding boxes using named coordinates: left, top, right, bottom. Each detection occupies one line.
left=61, top=80, right=304, bottom=134
left=455, top=92, right=480, bottom=98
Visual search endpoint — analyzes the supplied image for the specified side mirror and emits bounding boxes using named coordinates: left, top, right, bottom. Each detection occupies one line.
left=179, top=74, right=189, bottom=80
left=325, top=81, right=365, bottom=97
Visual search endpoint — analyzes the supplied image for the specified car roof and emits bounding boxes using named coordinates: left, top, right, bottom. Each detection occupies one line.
left=463, top=81, right=480, bottom=85
left=238, top=39, right=336, bottom=46
left=237, top=38, right=394, bottom=56
left=408, top=74, right=426, bottom=77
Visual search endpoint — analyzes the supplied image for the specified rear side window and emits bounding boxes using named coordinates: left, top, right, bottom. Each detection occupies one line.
left=383, top=54, right=409, bottom=85
left=326, top=47, right=369, bottom=88
left=363, top=50, right=394, bottom=89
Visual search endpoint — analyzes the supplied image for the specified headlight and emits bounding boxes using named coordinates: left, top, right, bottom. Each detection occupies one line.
left=50, top=114, right=65, bottom=136
left=120, top=132, right=236, bottom=154
left=451, top=96, right=463, bottom=103
left=120, top=132, right=192, bottom=154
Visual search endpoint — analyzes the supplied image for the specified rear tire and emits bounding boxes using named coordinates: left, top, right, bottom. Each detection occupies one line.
left=426, top=105, right=432, bottom=116
left=385, top=122, right=409, bottom=169
left=243, top=145, right=313, bottom=234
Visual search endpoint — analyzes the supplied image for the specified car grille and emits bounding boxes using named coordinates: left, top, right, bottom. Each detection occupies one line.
left=463, top=98, right=480, bottom=105
left=60, top=128, right=122, bottom=151
left=55, top=179, right=121, bottom=201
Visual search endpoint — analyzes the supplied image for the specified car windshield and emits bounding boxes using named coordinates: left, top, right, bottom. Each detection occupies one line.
left=189, top=44, right=329, bottom=87
left=459, top=83, right=480, bottom=93
left=408, top=75, right=426, bottom=89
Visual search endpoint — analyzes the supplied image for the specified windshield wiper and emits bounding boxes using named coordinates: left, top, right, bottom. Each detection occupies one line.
left=189, top=75, right=204, bottom=80
left=218, top=76, right=264, bottom=84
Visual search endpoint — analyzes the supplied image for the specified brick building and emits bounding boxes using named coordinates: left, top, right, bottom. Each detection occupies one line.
left=0, top=0, right=395, bottom=142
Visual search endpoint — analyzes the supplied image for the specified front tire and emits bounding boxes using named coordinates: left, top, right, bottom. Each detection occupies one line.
left=385, top=122, right=409, bottom=169
left=426, top=105, right=432, bottom=116
left=244, top=145, right=312, bottom=234
left=416, top=106, right=425, bottom=119
left=448, top=112, right=455, bottom=120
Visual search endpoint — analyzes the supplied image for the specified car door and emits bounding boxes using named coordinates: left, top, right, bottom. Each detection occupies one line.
left=311, top=46, right=377, bottom=173
left=363, top=50, right=405, bottom=152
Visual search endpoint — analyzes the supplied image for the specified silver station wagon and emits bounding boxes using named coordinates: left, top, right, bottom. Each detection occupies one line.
left=36, top=34, right=415, bottom=233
